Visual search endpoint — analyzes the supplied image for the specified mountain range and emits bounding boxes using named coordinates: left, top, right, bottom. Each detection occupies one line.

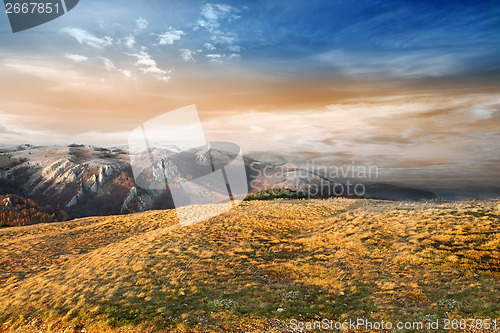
left=0, top=144, right=437, bottom=223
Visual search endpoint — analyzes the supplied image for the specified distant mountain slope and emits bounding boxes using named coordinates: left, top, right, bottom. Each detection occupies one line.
left=0, top=198, right=497, bottom=332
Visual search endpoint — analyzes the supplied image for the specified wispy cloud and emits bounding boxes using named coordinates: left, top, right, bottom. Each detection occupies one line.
left=100, top=57, right=132, bottom=78
left=119, top=34, right=136, bottom=49
left=206, top=53, right=239, bottom=64
left=125, top=48, right=170, bottom=81
left=156, top=27, right=184, bottom=45
left=204, top=42, right=216, bottom=51
left=179, top=49, right=199, bottom=62
left=3, top=58, right=87, bottom=83
left=64, top=53, right=88, bottom=63
left=313, top=49, right=467, bottom=78
left=210, top=32, right=236, bottom=46
left=206, top=54, right=222, bottom=63
left=196, top=4, right=241, bottom=33
left=194, top=3, right=244, bottom=63
left=61, top=27, right=112, bottom=49
left=135, top=17, right=148, bottom=32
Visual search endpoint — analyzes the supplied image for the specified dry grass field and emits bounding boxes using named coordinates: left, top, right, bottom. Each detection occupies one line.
left=0, top=198, right=498, bottom=332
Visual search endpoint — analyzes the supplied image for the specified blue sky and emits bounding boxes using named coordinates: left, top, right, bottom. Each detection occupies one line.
left=1, top=0, right=499, bottom=78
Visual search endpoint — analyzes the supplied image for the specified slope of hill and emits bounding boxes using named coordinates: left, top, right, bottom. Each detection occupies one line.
left=0, top=198, right=498, bottom=332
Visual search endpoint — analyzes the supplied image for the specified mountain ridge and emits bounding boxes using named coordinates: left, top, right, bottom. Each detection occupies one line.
left=0, top=144, right=355, bottom=222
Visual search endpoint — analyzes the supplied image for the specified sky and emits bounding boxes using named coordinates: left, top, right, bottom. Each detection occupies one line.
left=0, top=0, right=499, bottom=193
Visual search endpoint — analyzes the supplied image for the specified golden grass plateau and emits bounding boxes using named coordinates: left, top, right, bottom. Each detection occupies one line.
left=0, top=198, right=499, bottom=332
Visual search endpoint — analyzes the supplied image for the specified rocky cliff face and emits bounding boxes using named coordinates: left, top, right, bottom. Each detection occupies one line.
left=0, top=145, right=142, bottom=217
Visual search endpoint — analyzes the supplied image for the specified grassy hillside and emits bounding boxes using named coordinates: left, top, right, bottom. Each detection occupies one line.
left=0, top=198, right=498, bottom=332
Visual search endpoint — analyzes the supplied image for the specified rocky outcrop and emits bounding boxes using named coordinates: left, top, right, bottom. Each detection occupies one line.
left=2, top=197, right=12, bottom=207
